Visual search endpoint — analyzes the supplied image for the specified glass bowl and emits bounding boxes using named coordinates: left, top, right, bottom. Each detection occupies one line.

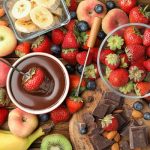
left=97, top=23, right=150, bottom=99
left=3, top=0, right=70, bottom=41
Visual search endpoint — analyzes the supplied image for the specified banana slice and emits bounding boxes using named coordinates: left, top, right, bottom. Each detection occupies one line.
left=15, top=19, right=39, bottom=33
left=35, top=0, right=60, bottom=11
left=29, top=0, right=38, bottom=8
left=30, top=6, right=55, bottom=29
left=12, top=0, right=32, bottom=20
left=51, top=7, right=63, bottom=17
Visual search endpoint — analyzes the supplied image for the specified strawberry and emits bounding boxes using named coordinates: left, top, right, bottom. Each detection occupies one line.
left=0, top=88, right=10, bottom=107
left=131, top=56, right=146, bottom=66
left=84, top=64, right=99, bottom=80
left=124, top=26, right=143, bottom=45
left=81, top=31, right=90, bottom=50
left=76, top=51, right=92, bottom=66
left=62, top=31, right=79, bottom=49
left=90, top=48, right=98, bottom=63
left=146, top=46, right=150, bottom=57
left=129, top=5, right=150, bottom=24
left=51, top=29, right=65, bottom=45
left=125, top=44, right=145, bottom=63
left=143, top=59, right=150, bottom=71
left=101, top=114, right=119, bottom=131
left=105, top=53, right=120, bottom=70
left=129, top=65, right=146, bottom=82
left=61, top=48, right=78, bottom=65
left=100, top=49, right=114, bottom=64
left=22, top=67, right=45, bottom=92
left=65, top=19, right=77, bottom=31
left=118, top=0, right=137, bottom=14
left=31, top=35, right=52, bottom=53
left=69, top=75, right=86, bottom=92
left=66, top=0, right=78, bottom=11
left=15, top=42, right=30, bottom=57
left=0, top=108, right=8, bottom=126
left=50, top=105, right=70, bottom=124
left=143, top=28, right=150, bottom=46
left=109, top=69, right=129, bottom=87
left=66, top=97, right=84, bottom=113
left=120, top=53, right=130, bottom=68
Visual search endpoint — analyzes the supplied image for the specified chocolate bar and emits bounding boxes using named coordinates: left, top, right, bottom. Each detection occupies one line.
left=129, top=126, right=148, bottom=149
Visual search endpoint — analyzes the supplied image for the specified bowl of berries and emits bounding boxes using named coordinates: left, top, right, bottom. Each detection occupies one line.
left=97, top=23, right=150, bottom=99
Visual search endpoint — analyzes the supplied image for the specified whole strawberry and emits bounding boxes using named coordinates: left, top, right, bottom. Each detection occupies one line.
left=22, top=67, right=45, bottom=92
left=51, top=29, right=65, bottom=45
left=100, top=49, right=114, bottom=64
left=31, top=35, right=52, bottom=53
left=124, top=26, right=143, bottom=45
left=62, top=31, right=80, bottom=49
left=66, top=0, right=78, bottom=11
left=143, top=28, right=150, bottom=46
left=125, top=44, right=145, bottom=63
left=90, top=48, right=98, bottom=63
left=109, top=69, right=129, bottom=87
left=66, top=97, right=84, bottom=113
left=0, top=88, right=10, bottom=107
left=101, top=114, right=119, bottom=131
left=105, top=53, right=120, bottom=70
left=129, top=5, right=150, bottom=24
left=15, top=42, right=30, bottom=57
left=118, top=0, right=137, bottom=14
left=129, top=65, right=146, bottom=82
left=65, top=19, right=77, bottom=31
left=0, top=108, right=9, bottom=126
left=76, top=51, right=92, bottom=66
left=120, top=53, right=130, bottom=68
left=146, top=46, right=150, bottom=57
left=143, top=59, right=150, bottom=71
left=61, top=48, right=78, bottom=65
left=50, top=105, right=70, bottom=124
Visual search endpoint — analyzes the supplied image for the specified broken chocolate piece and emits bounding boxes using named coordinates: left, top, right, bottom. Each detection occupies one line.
left=129, top=126, right=148, bottom=149
left=90, top=133, right=114, bottom=150
left=120, top=140, right=131, bottom=150
left=93, top=103, right=109, bottom=119
left=78, top=122, right=87, bottom=134
left=89, top=127, right=103, bottom=136
left=106, top=104, right=116, bottom=114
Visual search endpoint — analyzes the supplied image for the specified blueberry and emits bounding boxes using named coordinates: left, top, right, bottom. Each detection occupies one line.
left=133, top=101, right=143, bottom=111
left=94, top=4, right=103, bottom=13
left=106, top=1, right=116, bottom=10
left=70, top=11, right=77, bottom=19
left=144, top=112, right=150, bottom=120
left=51, top=45, right=61, bottom=57
left=87, top=80, right=96, bottom=90
left=65, top=64, right=75, bottom=74
left=38, top=114, right=49, bottom=122
left=98, top=31, right=106, bottom=40
left=78, top=123, right=87, bottom=134
left=76, top=64, right=83, bottom=74
left=77, top=21, right=89, bottom=32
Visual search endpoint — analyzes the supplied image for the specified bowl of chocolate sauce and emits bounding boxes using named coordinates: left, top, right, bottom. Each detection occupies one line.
left=7, top=53, right=70, bottom=114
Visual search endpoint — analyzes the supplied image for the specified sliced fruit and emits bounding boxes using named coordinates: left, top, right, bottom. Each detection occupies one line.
left=30, top=6, right=55, bottom=29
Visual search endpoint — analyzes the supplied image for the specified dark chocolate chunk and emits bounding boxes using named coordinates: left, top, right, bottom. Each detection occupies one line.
left=90, top=133, right=114, bottom=150
left=129, top=126, right=148, bottom=149
left=106, top=104, right=116, bottom=114
left=104, top=99, right=119, bottom=107
left=120, top=140, right=131, bottom=150
left=93, top=103, right=109, bottom=119
left=89, top=127, right=103, bottom=136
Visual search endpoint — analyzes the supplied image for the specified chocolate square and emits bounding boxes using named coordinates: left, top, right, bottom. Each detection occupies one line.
left=129, top=126, right=148, bottom=149
left=106, top=104, right=116, bottom=114
left=89, top=127, right=103, bottom=136
left=93, top=103, right=109, bottom=119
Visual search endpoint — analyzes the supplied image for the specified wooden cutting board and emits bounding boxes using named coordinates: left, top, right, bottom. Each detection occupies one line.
left=69, top=78, right=150, bottom=150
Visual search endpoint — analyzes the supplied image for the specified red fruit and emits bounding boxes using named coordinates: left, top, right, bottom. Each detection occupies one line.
left=129, top=65, right=146, bottom=82
left=51, top=29, right=65, bottom=45
left=0, top=108, right=8, bottom=126
left=66, top=97, right=84, bottom=113
left=50, top=105, right=70, bottom=124
left=31, top=36, right=52, bottom=53
left=124, top=26, right=143, bottom=45
left=22, top=67, right=45, bottom=92
left=100, top=49, right=114, bottom=64
left=105, top=53, right=120, bottom=70
left=62, top=31, right=79, bottom=49
left=125, top=44, right=145, bottom=63
left=109, top=69, right=129, bottom=87
left=146, top=46, right=150, bottom=57
left=143, top=28, right=150, bottom=46
left=131, top=56, right=146, bottom=66
left=65, top=19, right=77, bottom=31
left=15, top=42, right=30, bottom=57
left=101, top=114, right=119, bottom=131
left=81, top=31, right=90, bottom=50
left=129, top=5, right=150, bottom=24
left=61, top=48, right=78, bottom=65
left=66, top=0, right=78, bottom=11
left=90, top=48, right=98, bottom=63
left=120, top=53, right=130, bottom=68
left=118, top=0, right=137, bottom=14
left=143, top=59, right=150, bottom=71
left=76, top=51, right=92, bottom=66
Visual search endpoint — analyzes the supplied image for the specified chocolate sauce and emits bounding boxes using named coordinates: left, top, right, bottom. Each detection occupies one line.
left=10, top=55, right=66, bottom=110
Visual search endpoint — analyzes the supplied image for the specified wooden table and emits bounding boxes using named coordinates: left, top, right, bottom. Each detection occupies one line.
left=0, top=0, right=149, bottom=149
